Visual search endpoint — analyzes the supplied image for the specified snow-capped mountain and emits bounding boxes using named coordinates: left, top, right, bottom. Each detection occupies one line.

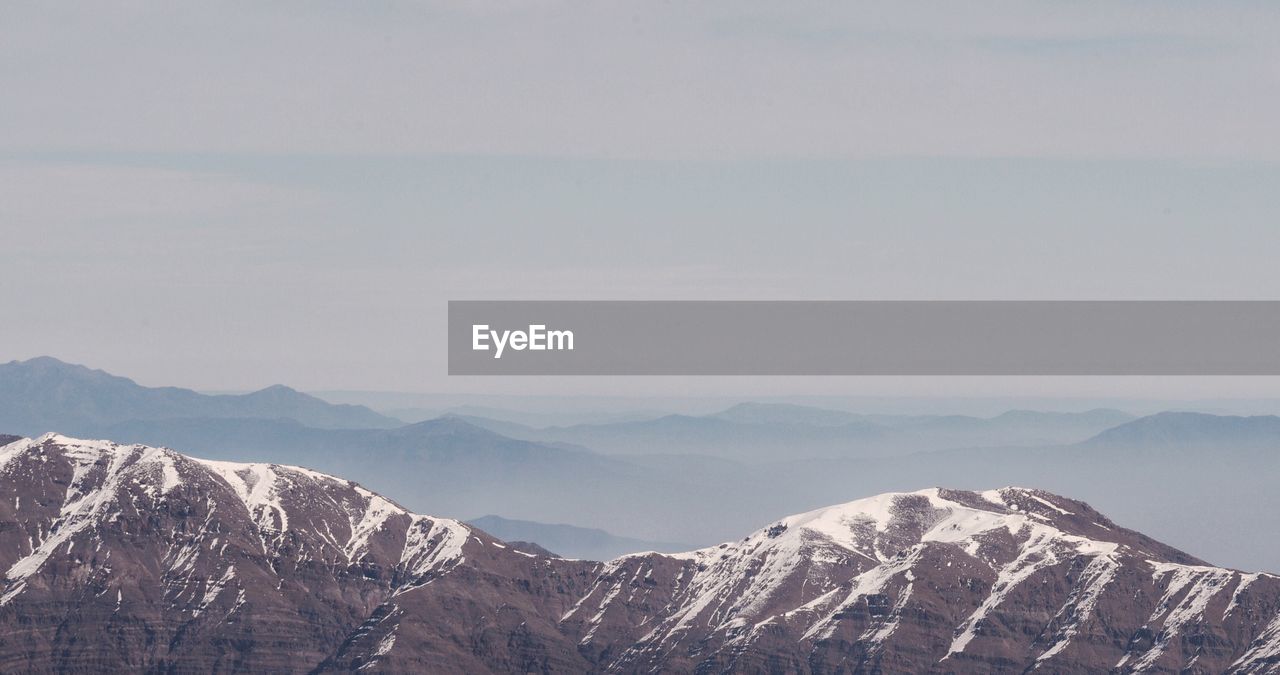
left=568, top=489, right=1280, bottom=673
left=0, top=433, right=597, bottom=673
left=1, top=434, right=1278, bottom=673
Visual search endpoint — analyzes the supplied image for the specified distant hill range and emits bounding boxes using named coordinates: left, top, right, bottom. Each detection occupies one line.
left=458, top=402, right=1136, bottom=459
left=4, top=358, right=1280, bottom=571
left=466, top=515, right=692, bottom=560
left=0, top=356, right=400, bottom=435
left=1084, top=410, right=1280, bottom=449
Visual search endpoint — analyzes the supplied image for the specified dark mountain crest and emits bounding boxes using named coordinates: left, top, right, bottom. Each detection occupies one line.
left=1, top=434, right=1278, bottom=673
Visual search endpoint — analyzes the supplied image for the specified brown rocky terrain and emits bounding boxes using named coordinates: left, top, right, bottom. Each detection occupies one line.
left=1, top=434, right=1278, bottom=673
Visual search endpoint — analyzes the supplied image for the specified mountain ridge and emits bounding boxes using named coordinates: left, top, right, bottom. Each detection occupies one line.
left=2, top=434, right=1279, bottom=673
left=1083, top=411, right=1280, bottom=448
left=0, top=356, right=400, bottom=435
left=463, top=404, right=1137, bottom=460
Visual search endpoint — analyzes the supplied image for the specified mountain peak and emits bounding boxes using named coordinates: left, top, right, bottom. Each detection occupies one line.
left=0, top=434, right=472, bottom=584
left=405, top=414, right=506, bottom=437
left=670, top=486, right=1200, bottom=571
left=4, top=355, right=132, bottom=382
left=254, top=383, right=298, bottom=393
left=239, top=383, right=314, bottom=402
left=12, top=355, right=85, bottom=368
left=707, top=401, right=866, bottom=426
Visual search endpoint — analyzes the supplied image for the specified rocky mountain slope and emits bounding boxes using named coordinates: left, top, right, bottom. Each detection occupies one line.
left=1, top=434, right=1278, bottom=673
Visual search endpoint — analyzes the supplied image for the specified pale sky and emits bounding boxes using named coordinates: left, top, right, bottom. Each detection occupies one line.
left=2, top=1, right=1280, bottom=397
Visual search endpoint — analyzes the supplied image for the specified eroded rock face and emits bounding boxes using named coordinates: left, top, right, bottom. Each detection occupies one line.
left=1, top=434, right=1278, bottom=674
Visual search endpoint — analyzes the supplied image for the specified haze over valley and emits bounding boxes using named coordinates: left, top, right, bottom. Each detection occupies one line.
left=4, top=356, right=1278, bottom=572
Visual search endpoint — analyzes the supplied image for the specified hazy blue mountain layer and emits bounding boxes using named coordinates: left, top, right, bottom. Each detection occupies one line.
left=0, top=357, right=400, bottom=434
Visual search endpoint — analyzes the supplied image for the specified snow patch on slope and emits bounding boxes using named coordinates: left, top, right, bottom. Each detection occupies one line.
left=1034, top=553, right=1120, bottom=666
left=398, top=515, right=469, bottom=582
left=1, top=435, right=156, bottom=605
left=194, top=460, right=291, bottom=534
left=345, top=488, right=401, bottom=560
left=1116, top=562, right=1238, bottom=671
left=1231, top=610, right=1280, bottom=673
